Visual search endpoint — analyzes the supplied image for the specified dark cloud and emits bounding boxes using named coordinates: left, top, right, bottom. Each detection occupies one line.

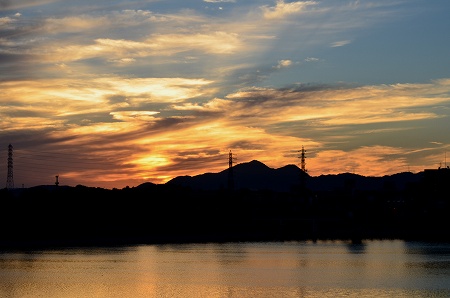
left=63, top=112, right=117, bottom=126
left=158, top=151, right=224, bottom=173
left=0, top=22, right=42, bottom=39
left=225, top=65, right=273, bottom=88
left=189, top=109, right=223, bottom=119
left=77, top=116, right=190, bottom=147
left=0, top=13, right=47, bottom=79
left=0, top=130, right=140, bottom=188
left=0, top=53, right=39, bottom=81
left=0, top=53, right=28, bottom=64
left=287, top=82, right=358, bottom=92
left=225, top=83, right=358, bottom=110
left=0, top=130, right=75, bottom=152
left=0, top=109, right=42, bottom=117
left=0, top=0, right=10, bottom=8
left=107, top=95, right=128, bottom=105
left=229, top=140, right=266, bottom=151
left=147, top=117, right=185, bottom=131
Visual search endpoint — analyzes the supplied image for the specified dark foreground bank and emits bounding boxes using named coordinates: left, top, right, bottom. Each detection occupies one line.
left=1, top=180, right=449, bottom=249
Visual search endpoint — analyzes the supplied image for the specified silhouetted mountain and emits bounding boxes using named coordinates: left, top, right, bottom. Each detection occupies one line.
left=167, top=160, right=308, bottom=192
left=166, top=159, right=423, bottom=193
left=307, top=171, right=423, bottom=192
left=133, top=181, right=158, bottom=191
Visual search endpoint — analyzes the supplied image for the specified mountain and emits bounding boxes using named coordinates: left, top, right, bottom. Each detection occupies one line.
left=165, top=160, right=423, bottom=193
left=167, top=160, right=306, bottom=192
left=308, top=171, right=423, bottom=192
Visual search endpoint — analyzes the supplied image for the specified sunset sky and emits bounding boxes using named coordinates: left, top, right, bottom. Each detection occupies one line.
left=1, top=0, right=450, bottom=189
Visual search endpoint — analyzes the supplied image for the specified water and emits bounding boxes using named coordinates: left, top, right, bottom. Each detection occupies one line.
left=0, top=240, right=449, bottom=297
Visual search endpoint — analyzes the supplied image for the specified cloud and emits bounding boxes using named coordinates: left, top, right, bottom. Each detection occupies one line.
left=0, top=16, right=14, bottom=26
left=261, top=0, right=317, bottom=20
left=42, top=10, right=177, bottom=34
left=0, top=0, right=59, bottom=10
left=107, top=58, right=136, bottom=65
left=44, top=15, right=109, bottom=33
left=0, top=76, right=214, bottom=132
left=204, top=0, right=236, bottom=2
left=110, top=111, right=160, bottom=122
left=311, top=146, right=409, bottom=176
left=223, top=81, right=450, bottom=129
left=0, top=0, right=9, bottom=8
left=33, top=31, right=243, bottom=64
left=330, top=40, right=351, bottom=47
left=274, top=59, right=292, bottom=69
left=147, top=32, right=243, bottom=54
left=3, top=77, right=450, bottom=188
left=305, top=57, right=319, bottom=62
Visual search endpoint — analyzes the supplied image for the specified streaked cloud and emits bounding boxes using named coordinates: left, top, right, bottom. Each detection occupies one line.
left=2, top=76, right=450, bottom=188
left=330, top=40, right=351, bottom=47
left=0, top=0, right=59, bottom=10
left=305, top=57, right=319, bottom=62
left=204, top=0, right=236, bottom=2
left=261, top=0, right=316, bottom=20
left=224, top=81, right=450, bottom=128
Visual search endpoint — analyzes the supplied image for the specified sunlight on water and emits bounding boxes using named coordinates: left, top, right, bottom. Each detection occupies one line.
left=1, top=240, right=449, bottom=298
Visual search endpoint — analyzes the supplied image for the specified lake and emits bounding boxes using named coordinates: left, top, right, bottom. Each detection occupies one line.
left=1, top=240, right=449, bottom=297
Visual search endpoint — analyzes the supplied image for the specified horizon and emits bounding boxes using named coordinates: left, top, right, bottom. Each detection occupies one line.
left=1, top=1, right=450, bottom=189
left=3, top=157, right=442, bottom=190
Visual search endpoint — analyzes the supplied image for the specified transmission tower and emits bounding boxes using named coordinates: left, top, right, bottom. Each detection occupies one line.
left=298, top=145, right=307, bottom=172
left=228, top=150, right=236, bottom=191
left=6, top=143, right=14, bottom=189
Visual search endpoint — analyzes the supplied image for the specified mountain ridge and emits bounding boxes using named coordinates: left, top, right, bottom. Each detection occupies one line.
left=166, top=159, right=423, bottom=192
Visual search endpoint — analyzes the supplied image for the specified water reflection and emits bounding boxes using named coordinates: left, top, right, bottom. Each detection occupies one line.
left=212, top=243, right=248, bottom=265
left=1, top=240, right=449, bottom=297
left=346, top=240, right=367, bottom=254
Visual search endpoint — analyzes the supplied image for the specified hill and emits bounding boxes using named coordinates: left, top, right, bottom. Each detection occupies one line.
left=166, top=159, right=423, bottom=193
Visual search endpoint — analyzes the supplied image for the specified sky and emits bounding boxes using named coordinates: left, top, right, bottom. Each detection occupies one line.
left=1, top=0, right=450, bottom=189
